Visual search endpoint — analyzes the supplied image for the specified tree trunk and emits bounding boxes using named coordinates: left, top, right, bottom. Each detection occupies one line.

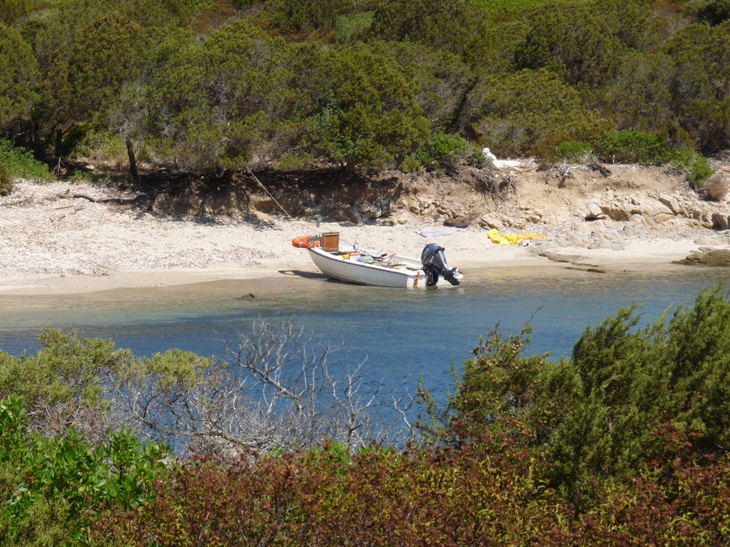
left=54, top=126, right=63, bottom=160
left=125, top=136, right=139, bottom=183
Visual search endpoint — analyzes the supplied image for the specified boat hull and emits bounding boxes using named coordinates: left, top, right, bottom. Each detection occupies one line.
left=308, top=247, right=436, bottom=288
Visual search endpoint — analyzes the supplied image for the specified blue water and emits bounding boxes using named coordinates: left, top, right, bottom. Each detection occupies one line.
left=2, top=267, right=729, bottom=428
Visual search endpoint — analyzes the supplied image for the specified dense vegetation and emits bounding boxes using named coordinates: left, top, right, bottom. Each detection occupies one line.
left=2, top=286, right=730, bottom=543
left=2, top=1, right=730, bottom=542
left=0, top=0, right=727, bottom=187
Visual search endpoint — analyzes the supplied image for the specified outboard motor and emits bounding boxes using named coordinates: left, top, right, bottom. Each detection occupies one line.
left=421, top=243, right=461, bottom=286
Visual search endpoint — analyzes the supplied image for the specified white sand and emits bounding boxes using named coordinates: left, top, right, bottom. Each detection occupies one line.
left=0, top=180, right=718, bottom=299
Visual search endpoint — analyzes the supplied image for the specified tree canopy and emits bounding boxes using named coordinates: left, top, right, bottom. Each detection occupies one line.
left=0, top=0, right=727, bottom=177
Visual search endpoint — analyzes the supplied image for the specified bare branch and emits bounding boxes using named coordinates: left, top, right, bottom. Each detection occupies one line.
left=107, top=319, right=414, bottom=457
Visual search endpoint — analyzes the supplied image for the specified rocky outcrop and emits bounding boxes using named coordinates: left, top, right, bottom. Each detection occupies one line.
left=675, top=247, right=730, bottom=266
left=381, top=164, right=730, bottom=235
left=580, top=192, right=720, bottom=228
left=711, top=212, right=730, bottom=230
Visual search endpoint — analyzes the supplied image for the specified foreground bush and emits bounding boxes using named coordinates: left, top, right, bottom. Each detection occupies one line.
left=0, top=396, right=169, bottom=544
left=89, top=443, right=565, bottom=545
left=418, top=285, right=730, bottom=510
left=4, top=289, right=730, bottom=543
left=88, top=440, right=730, bottom=545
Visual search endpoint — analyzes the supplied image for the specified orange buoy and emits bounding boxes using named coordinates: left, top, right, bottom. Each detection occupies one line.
left=292, top=235, right=321, bottom=248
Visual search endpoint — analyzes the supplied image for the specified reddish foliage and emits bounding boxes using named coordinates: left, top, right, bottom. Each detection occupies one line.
left=91, top=443, right=730, bottom=546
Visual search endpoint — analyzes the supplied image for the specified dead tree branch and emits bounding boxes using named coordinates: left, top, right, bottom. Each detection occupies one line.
left=108, top=319, right=412, bottom=457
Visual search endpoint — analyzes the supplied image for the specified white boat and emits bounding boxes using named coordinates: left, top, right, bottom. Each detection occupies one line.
left=293, top=232, right=462, bottom=288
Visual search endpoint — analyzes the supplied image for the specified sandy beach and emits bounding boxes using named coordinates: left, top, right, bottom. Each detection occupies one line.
left=1, top=178, right=727, bottom=304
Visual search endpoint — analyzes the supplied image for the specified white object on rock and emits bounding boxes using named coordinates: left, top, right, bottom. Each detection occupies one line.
left=482, top=147, right=497, bottom=161
left=483, top=147, right=522, bottom=168
left=493, top=159, right=523, bottom=168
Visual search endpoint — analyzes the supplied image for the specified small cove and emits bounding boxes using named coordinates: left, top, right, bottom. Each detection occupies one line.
left=2, top=266, right=729, bottom=429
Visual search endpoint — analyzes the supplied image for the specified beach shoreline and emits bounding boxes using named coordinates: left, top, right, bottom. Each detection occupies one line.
left=1, top=180, right=726, bottom=300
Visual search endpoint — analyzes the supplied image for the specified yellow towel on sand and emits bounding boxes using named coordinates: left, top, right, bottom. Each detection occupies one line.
left=487, top=228, right=546, bottom=245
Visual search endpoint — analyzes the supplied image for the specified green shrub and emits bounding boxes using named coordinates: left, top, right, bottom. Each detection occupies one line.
left=0, top=141, right=52, bottom=182
left=408, top=133, right=485, bottom=174
left=549, top=286, right=730, bottom=505
left=417, top=285, right=730, bottom=509
left=307, top=44, right=431, bottom=169
left=470, top=70, right=610, bottom=159
left=276, top=152, right=316, bottom=171
left=0, top=0, right=32, bottom=25
left=399, top=155, right=422, bottom=173
left=365, top=0, right=484, bottom=55
left=68, top=128, right=128, bottom=167
left=514, top=5, right=628, bottom=87
left=670, top=146, right=714, bottom=188
left=334, top=11, right=374, bottom=43
left=693, top=0, right=730, bottom=24
left=0, top=395, right=169, bottom=544
left=596, top=130, right=669, bottom=164
left=556, top=141, right=594, bottom=163
left=0, top=328, right=134, bottom=441
left=266, top=0, right=352, bottom=32
left=70, top=170, right=105, bottom=184
left=0, top=164, right=13, bottom=196
left=472, top=0, right=581, bottom=15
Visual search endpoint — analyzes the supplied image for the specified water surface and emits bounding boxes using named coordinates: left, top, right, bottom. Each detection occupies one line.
left=2, top=266, right=728, bottom=425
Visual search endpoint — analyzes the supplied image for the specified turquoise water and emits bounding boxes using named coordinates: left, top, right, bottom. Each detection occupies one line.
left=2, top=267, right=729, bottom=426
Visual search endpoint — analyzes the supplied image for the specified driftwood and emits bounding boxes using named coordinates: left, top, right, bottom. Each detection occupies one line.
left=70, top=192, right=146, bottom=203
left=55, top=189, right=146, bottom=204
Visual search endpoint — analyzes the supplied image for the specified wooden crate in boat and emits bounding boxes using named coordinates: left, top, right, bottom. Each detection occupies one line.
left=322, top=232, right=339, bottom=252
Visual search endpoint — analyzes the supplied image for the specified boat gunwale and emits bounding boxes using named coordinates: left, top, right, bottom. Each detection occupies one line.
left=307, top=247, right=422, bottom=279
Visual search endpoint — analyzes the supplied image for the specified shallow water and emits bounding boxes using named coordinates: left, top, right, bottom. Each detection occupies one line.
left=2, top=267, right=729, bottom=427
